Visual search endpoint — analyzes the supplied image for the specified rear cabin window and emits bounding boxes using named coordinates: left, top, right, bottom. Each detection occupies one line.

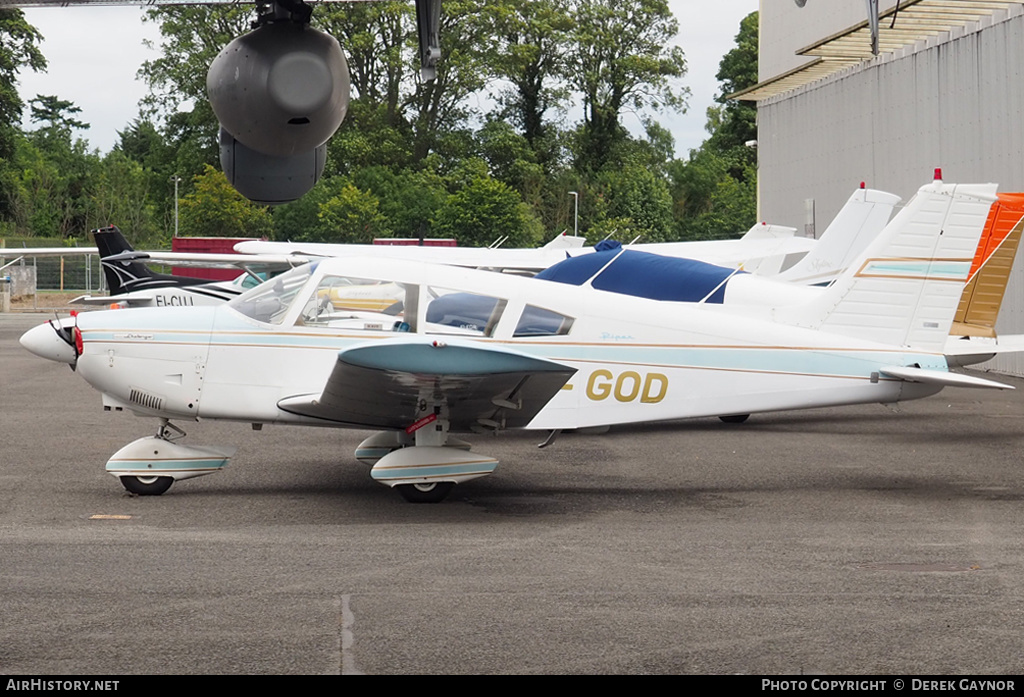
left=513, top=305, right=574, bottom=337
left=425, top=289, right=507, bottom=337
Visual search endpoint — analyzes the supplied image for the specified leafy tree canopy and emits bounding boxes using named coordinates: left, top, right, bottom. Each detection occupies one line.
left=178, top=164, right=273, bottom=239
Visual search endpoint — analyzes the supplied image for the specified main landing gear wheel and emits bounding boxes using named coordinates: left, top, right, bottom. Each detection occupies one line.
left=719, top=414, right=750, bottom=424
left=119, top=475, right=174, bottom=496
left=396, top=482, right=454, bottom=503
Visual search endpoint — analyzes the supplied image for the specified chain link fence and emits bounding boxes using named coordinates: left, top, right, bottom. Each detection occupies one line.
left=0, top=254, right=104, bottom=293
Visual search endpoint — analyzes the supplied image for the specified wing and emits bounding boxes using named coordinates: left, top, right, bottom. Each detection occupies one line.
left=277, top=338, right=576, bottom=432
left=0, top=247, right=97, bottom=257
left=102, top=250, right=309, bottom=272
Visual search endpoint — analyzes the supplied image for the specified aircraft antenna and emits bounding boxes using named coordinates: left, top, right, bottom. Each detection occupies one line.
left=697, top=266, right=744, bottom=305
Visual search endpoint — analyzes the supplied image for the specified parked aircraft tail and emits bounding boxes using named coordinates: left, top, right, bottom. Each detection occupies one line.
left=93, top=225, right=208, bottom=296
left=777, top=179, right=997, bottom=353
left=773, top=185, right=900, bottom=285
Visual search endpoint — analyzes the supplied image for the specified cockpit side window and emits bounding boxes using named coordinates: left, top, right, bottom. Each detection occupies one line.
left=229, top=264, right=314, bottom=324
left=513, top=305, right=574, bottom=337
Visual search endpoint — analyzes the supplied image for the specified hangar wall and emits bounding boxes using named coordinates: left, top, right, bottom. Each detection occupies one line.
left=757, top=5, right=1024, bottom=375
left=759, top=1, right=900, bottom=80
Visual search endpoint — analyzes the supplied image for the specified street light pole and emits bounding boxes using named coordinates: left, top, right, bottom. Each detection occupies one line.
left=568, top=191, right=578, bottom=237
left=170, top=175, right=181, bottom=238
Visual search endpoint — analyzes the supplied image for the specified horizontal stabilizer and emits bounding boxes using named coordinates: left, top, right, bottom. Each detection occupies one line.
left=71, top=294, right=121, bottom=306
left=740, top=222, right=798, bottom=240
left=879, top=365, right=1013, bottom=390
left=945, top=334, right=1024, bottom=367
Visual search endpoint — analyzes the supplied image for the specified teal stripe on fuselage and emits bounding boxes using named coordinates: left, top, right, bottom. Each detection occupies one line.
left=81, top=305, right=948, bottom=380
left=860, top=259, right=970, bottom=280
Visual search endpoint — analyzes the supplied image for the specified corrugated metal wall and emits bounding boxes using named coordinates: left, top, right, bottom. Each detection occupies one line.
left=758, top=7, right=1024, bottom=374
left=759, top=0, right=899, bottom=81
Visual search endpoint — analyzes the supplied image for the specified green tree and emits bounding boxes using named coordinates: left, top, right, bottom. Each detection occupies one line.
left=114, top=117, right=180, bottom=233
left=432, top=174, right=542, bottom=247
left=87, top=150, right=162, bottom=247
left=672, top=149, right=756, bottom=240
left=318, top=2, right=408, bottom=127
left=327, top=100, right=415, bottom=174
left=14, top=96, right=99, bottom=239
left=566, top=0, right=688, bottom=171
left=0, top=10, right=46, bottom=220
left=7, top=137, right=63, bottom=236
left=405, top=0, right=492, bottom=161
left=351, top=166, right=447, bottom=239
left=705, top=11, right=758, bottom=154
left=314, top=182, right=389, bottom=244
left=270, top=178, right=336, bottom=242
left=177, top=164, right=273, bottom=238
left=138, top=7, right=252, bottom=185
left=593, top=163, right=673, bottom=242
left=486, top=0, right=571, bottom=165
left=29, top=94, right=88, bottom=132
left=672, top=11, right=758, bottom=240
left=139, top=7, right=250, bottom=117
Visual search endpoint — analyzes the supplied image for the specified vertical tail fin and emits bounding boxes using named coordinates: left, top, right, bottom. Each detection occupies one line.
left=773, top=186, right=900, bottom=285
left=777, top=181, right=997, bottom=352
left=93, top=225, right=158, bottom=296
left=92, top=225, right=203, bottom=296
left=92, top=225, right=135, bottom=260
left=951, top=193, right=1024, bottom=338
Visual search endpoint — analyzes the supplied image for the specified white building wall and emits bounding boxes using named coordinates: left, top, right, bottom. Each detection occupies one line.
left=758, top=6, right=1024, bottom=374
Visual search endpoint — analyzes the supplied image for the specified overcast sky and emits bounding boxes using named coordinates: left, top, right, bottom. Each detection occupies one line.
left=17, top=0, right=758, bottom=157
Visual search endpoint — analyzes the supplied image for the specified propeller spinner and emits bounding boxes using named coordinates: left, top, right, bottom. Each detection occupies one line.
left=20, top=315, right=81, bottom=369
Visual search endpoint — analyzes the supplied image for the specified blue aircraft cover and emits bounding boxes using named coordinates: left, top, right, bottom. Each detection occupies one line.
left=535, top=245, right=745, bottom=304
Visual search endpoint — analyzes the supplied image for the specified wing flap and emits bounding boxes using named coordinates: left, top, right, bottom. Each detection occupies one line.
left=278, top=339, right=576, bottom=431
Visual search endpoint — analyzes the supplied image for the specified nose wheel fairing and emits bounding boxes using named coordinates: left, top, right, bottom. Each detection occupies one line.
left=369, top=446, right=498, bottom=491
left=105, top=436, right=237, bottom=491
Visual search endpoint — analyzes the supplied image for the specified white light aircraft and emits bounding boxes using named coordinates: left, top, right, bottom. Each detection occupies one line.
left=233, top=222, right=814, bottom=277
left=21, top=179, right=1018, bottom=503
left=89, top=219, right=813, bottom=282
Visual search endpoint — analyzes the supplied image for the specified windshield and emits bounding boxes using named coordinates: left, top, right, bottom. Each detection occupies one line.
left=228, top=263, right=316, bottom=324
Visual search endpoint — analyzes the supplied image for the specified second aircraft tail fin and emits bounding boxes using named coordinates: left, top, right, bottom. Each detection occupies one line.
left=776, top=178, right=997, bottom=353
left=773, top=185, right=900, bottom=285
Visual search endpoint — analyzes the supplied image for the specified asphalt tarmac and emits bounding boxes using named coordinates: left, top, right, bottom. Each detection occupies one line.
left=2, top=312, right=1024, bottom=675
